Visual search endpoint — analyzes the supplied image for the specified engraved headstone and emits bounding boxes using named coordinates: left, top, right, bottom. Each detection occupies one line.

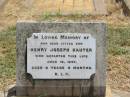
left=16, top=22, right=106, bottom=97
left=27, top=33, right=96, bottom=79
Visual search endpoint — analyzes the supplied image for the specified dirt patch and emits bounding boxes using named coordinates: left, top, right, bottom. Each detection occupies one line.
left=107, top=55, right=130, bottom=92
left=0, top=78, right=15, bottom=91
left=1, top=0, right=129, bottom=31
left=0, top=47, right=6, bottom=57
left=0, top=0, right=96, bottom=31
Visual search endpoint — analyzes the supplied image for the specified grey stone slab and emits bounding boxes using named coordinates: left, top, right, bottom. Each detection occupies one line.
left=16, top=21, right=107, bottom=97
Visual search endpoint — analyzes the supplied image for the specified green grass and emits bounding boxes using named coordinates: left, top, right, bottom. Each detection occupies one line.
left=40, top=12, right=62, bottom=20
left=39, top=12, right=89, bottom=21
left=107, top=26, right=130, bottom=55
left=0, top=26, right=16, bottom=80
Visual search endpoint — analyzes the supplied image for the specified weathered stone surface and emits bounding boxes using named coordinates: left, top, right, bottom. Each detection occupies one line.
left=93, top=0, right=107, bottom=14
left=4, top=85, right=130, bottom=97
left=16, top=21, right=106, bottom=97
left=33, top=0, right=107, bottom=15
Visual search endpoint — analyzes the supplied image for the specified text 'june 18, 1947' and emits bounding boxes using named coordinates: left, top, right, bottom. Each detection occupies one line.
left=27, top=33, right=96, bottom=79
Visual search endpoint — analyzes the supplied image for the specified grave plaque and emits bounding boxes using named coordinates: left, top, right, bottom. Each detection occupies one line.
left=27, top=33, right=96, bottom=79
left=16, top=22, right=106, bottom=97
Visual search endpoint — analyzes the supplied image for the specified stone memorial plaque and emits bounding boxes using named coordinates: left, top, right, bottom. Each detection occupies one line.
left=27, top=33, right=96, bottom=79
left=15, top=22, right=106, bottom=97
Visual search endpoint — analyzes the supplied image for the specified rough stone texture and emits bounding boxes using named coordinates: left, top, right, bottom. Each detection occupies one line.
left=3, top=85, right=130, bottom=97
left=34, top=0, right=107, bottom=15
left=93, top=0, right=107, bottom=15
left=16, top=21, right=106, bottom=97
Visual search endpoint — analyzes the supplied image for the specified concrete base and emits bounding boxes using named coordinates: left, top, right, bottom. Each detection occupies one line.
left=2, top=85, right=129, bottom=97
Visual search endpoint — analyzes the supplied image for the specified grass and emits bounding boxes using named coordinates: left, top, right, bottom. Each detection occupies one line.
left=0, top=26, right=16, bottom=90
left=40, top=12, right=62, bottom=20
left=107, top=26, right=130, bottom=55
left=39, top=12, right=91, bottom=21
left=107, top=25, right=130, bottom=91
left=0, top=24, right=130, bottom=91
